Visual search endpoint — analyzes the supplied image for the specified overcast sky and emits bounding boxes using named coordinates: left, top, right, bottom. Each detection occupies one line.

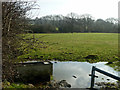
left=31, top=0, right=119, bottom=20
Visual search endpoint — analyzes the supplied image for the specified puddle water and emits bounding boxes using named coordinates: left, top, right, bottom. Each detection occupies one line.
left=52, top=61, right=120, bottom=88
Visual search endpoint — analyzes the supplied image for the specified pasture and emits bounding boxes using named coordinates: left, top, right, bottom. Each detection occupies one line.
left=18, top=33, right=118, bottom=62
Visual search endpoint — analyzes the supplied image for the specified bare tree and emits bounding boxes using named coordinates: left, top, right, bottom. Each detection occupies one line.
left=67, top=12, right=79, bottom=33
left=2, top=1, right=36, bottom=82
left=80, top=14, right=94, bottom=32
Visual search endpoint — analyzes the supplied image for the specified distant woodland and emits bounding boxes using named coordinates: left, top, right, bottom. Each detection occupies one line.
left=27, top=13, right=118, bottom=33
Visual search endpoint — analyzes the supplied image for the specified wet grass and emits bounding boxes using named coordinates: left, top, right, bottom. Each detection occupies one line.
left=18, top=33, right=118, bottom=63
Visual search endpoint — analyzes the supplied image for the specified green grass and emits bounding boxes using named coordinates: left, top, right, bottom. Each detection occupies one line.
left=2, top=81, right=48, bottom=88
left=18, top=33, right=118, bottom=62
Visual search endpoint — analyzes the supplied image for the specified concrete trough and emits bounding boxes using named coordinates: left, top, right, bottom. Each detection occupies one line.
left=15, top=61, right=53, bottom=84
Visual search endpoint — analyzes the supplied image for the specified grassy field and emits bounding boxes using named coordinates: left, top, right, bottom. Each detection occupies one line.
left=18, top=33, right=118, bottom=62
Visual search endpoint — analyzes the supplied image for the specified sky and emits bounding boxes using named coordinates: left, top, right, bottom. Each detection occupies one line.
left=30, top=0, right=120, bottom=20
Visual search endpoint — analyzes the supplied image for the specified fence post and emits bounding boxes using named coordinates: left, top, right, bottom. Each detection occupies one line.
left=90, top=66, right=95, bottom=88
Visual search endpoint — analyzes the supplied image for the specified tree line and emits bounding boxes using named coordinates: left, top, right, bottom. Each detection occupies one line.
left=28, top=13, right=118, bottom=33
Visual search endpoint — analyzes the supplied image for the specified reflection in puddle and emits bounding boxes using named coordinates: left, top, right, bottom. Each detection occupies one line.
left=52, top=61, right=120, bottom=88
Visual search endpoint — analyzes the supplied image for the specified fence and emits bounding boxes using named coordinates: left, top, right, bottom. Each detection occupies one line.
left=89, top=66, right=120, bottom=88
